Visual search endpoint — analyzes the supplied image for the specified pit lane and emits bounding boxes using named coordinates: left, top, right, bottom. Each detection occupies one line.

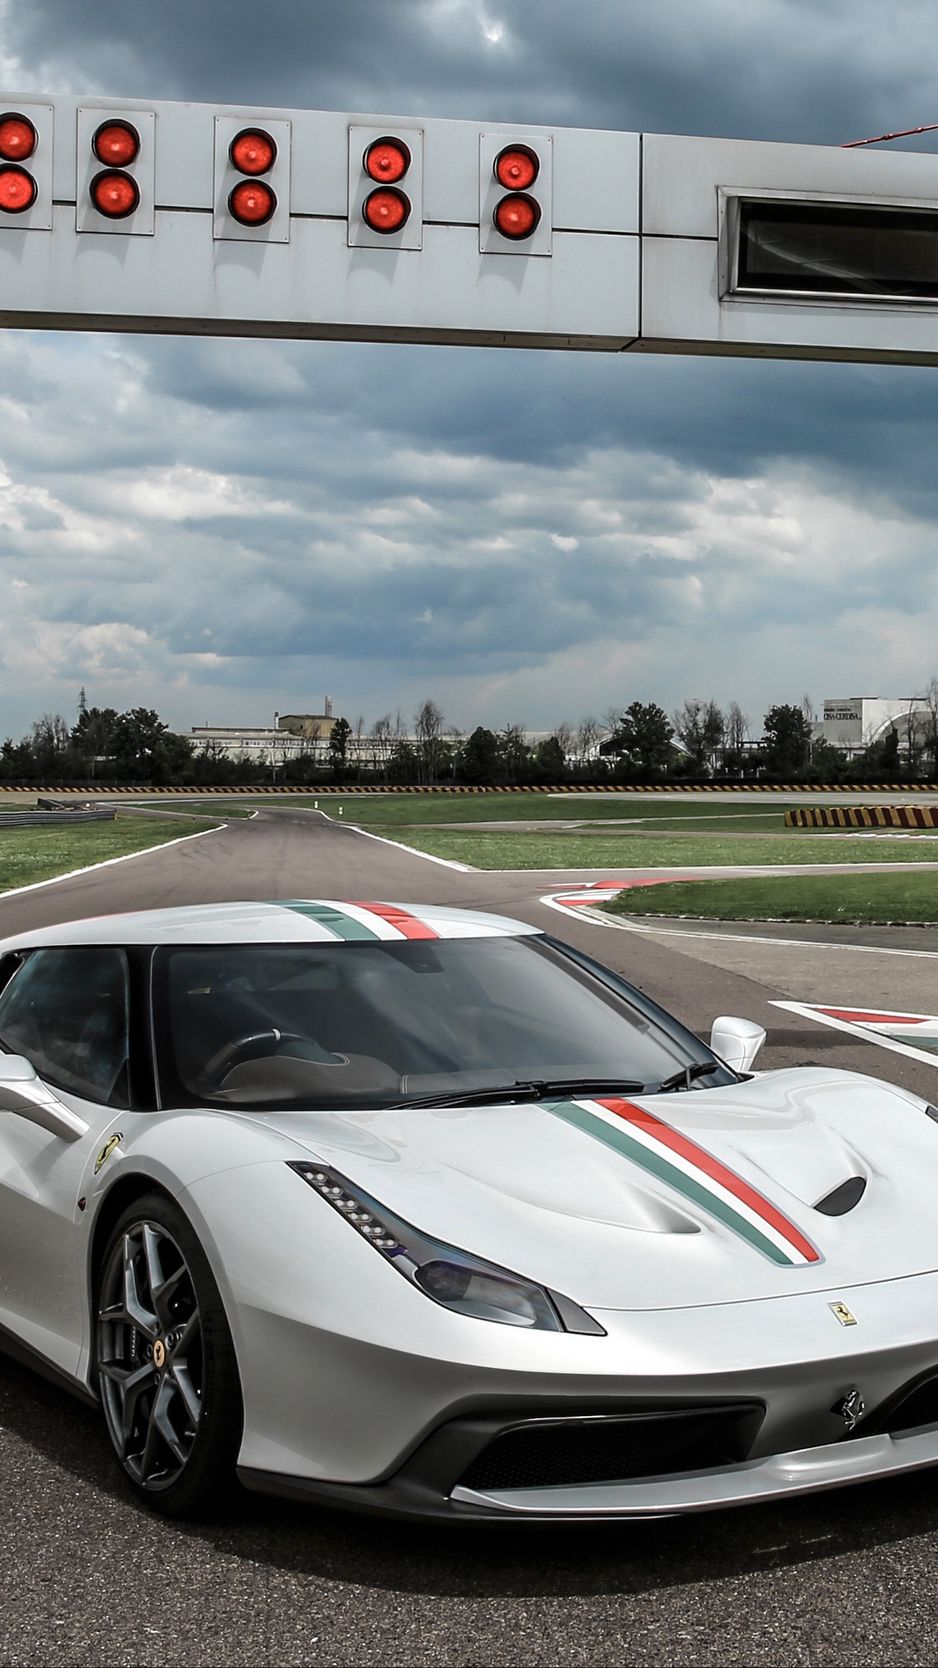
left=2, top=806, right=938, bottom=1667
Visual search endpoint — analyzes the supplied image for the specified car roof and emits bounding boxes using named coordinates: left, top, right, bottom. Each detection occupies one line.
left=0, top=900, right=541, bottom=951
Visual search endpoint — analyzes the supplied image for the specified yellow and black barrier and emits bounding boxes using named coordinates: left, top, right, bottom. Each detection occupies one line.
left=3, top=780, right=938, bottom=799
left=786, top=804, right=938, bottom=830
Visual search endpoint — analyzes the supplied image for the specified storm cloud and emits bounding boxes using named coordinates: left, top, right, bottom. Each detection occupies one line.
left=1, top=0, right=938, bottom=739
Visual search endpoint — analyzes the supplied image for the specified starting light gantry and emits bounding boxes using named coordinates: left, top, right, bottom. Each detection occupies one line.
left=2, top=92, right=938, bottom=363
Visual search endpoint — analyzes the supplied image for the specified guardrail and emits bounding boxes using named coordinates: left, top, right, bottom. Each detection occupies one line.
left=0, top=808, right=116, bottom=829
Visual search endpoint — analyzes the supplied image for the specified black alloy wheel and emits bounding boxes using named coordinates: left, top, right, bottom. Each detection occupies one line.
left=95, top=1193, right=242, bottom=1516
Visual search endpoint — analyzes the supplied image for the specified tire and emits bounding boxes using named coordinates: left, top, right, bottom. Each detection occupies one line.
left=94, top=1192, right=243, bottom=1517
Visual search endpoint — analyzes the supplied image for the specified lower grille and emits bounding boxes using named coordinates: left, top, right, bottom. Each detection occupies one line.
left=858, top=1370, right=938, bottom=1438
left=458, top=1402, right=765, bottom=1493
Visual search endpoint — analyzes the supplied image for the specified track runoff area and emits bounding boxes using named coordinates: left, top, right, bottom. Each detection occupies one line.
left=5, top=787, right=938, bottom=1668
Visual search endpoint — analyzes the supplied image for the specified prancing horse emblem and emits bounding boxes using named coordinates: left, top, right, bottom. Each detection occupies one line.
left=833, top=1387, right=866, bottom=1432
left=94, top=1133, right=122, bottom=1175
left=829, top=1301, right=857, bottom=1327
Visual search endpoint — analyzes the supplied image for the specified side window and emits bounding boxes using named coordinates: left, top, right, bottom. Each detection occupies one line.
left=0, top=947, right=131, bottom=1108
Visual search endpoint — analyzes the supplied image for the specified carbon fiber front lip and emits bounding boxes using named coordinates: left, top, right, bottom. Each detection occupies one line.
left=452, top=1423, right=938, bottom=1516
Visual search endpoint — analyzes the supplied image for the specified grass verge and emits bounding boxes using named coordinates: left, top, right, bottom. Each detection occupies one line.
left=330, top=793, right=802, bottom=829
left=379, top=828, right=938, bottom=870
left=0, top=817, right=220, bottom=894
left=138, top=793, right=804, bottom=830
left=604, top=871, right=938, bottom=925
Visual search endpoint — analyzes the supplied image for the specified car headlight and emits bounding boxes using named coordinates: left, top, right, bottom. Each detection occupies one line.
left=288, top=1161, right=604, bottom=1335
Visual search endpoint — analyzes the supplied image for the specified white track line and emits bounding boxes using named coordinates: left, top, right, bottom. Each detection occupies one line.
left=772, top=1000, right=938, bottom=1071
left=344, top=821, right=476, bottom=872
left=537, top=894, right=938, bottom=960
left=0, top=824, right=223, bottom=901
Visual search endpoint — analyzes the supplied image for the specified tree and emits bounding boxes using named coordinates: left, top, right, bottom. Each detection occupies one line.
left=370, top=714, right=393, bottom=780
left=532, top=735, right=566, bottom=782
left=604, top=702, right=674, bottom=777
left=806, top=736, right=848, bottom=780
left=414, top=699, right=445, bottom=784
left=30, top=713, right=71, bottom=777
left=111, top=709, right=193, bottom=783
left=721, top=700, right=751, bottom=777
left=0, top=736, right=34, bottom=780
left=901, top=697, right=924, bottom=778
left=328, top=716, right=351, bottom=777
left=761, top=704, right=810, bottom=778
left=497, top=723, right=530, bottom=782
left=73, top=706, right=120, bottom=778
left=672, top=699, right=708, bottom=773
left=461, top=725, right=499, bottom=784
left=701, top=700, right=725, bottom=773
left=553, top=722, right=573, bottom=764
left=388, top=738, right=418, bottom=782
left=574, top=715, right=602, bottom=771
left=922, top=679, right=938, bottom=778
left=859, top=726, right=900, bottom=779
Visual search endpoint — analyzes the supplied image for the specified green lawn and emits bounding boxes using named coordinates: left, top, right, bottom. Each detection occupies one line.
left=0, top=817, right=220, bottom=893
left=383, top=827, right=938, bottom=870
left=142, top=792, right=805, bottom=833
left=603, top=870, right=938, bottom=925
left=134, top=799, right=257, bottom=818
left=333, top=793, right=801, bottom=828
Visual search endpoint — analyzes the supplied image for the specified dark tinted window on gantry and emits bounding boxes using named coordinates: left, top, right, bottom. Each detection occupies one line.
left=737, top=200, right=938, bottom=300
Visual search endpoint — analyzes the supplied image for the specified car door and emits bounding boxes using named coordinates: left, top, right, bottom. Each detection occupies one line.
left=0, top=945, right=132, bottom=1376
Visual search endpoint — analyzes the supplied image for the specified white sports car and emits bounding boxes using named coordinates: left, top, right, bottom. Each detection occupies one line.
left=2, top=898, right=938, bottom=1522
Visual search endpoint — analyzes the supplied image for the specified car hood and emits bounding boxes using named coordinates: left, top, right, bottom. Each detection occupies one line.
left=249, top=1068, right=938, bottom=1310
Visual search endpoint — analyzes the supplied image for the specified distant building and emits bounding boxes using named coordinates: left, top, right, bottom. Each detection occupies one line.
left=814, top=696, right=930, bottom=757
left=185, top=700, right=338, bottom=764
left=276, top=698, right=337, bottom=742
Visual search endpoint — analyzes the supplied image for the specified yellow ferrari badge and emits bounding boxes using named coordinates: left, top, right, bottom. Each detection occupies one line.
left=94, top=1134, right=123, bottom=1175
left=829, top=1301, right=858, bottom=1326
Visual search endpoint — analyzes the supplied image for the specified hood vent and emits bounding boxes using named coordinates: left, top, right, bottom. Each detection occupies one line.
left=814, top=1175, right=866, bottom=1216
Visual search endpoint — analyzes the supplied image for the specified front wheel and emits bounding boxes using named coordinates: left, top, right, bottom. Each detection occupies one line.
left=95, top=1193, right=243, bottom=1516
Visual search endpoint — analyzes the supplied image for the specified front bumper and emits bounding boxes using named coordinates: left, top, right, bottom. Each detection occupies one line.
left=238, top=1409, right=938, bottom=1522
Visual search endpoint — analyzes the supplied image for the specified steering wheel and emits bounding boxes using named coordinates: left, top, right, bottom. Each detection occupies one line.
left=201, top=1029, right=322, bottom=1085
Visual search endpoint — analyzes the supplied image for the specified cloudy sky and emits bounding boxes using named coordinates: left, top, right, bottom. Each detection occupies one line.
left=2, top=0, right=938, bottom=744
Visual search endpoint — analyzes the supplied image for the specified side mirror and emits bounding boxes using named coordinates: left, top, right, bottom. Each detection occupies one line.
left=0, top=1055, right=89, bottom=1141
left=710, top=1016, right=766, bottom=1074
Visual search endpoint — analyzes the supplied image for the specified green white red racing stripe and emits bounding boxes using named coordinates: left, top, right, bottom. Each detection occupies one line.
left=348, top=901, right=439, bottom=940
left=545, top=1096, right=820, bottom=1267
left=274, top=900, right=439, bottom=941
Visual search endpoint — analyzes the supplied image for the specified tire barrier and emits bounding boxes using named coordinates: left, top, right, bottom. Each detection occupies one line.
left=785, top=804, right=938, bottom=830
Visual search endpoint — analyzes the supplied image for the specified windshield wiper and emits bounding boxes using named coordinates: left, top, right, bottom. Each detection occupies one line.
left=391, top=1077, right=647, bottom=1111
left=656, top=1061, right=724, bottom=1093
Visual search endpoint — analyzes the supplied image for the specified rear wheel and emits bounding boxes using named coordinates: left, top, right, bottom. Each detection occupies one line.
left=95, top=1193, right=242, bottom=1516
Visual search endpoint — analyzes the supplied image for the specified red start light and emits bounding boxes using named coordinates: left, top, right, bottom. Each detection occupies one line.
left=0, top=165, right=37, bottom=214
left=364, top=137, right=410, bottom=184
left=91, top=170, right=140, bottom=219
left=0, top=114, right=37, bottom=162
left=229, top=178, right=277, bottom=226
left=493, top=191, right=541, bottom=240
left=93, top=121, right=140, bottom=168
left=229, top=128, right=277, bottom=176
left=362, top=186, right=410, bottom=234
left=494, top=146, right=539, bottom=191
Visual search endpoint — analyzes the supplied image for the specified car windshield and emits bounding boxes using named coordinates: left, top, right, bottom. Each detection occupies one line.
left=152, top=935, right=732, bottom=1112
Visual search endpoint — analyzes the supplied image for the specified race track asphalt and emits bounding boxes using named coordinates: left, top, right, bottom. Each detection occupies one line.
left=2, top=808, right=938, bottom=1668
